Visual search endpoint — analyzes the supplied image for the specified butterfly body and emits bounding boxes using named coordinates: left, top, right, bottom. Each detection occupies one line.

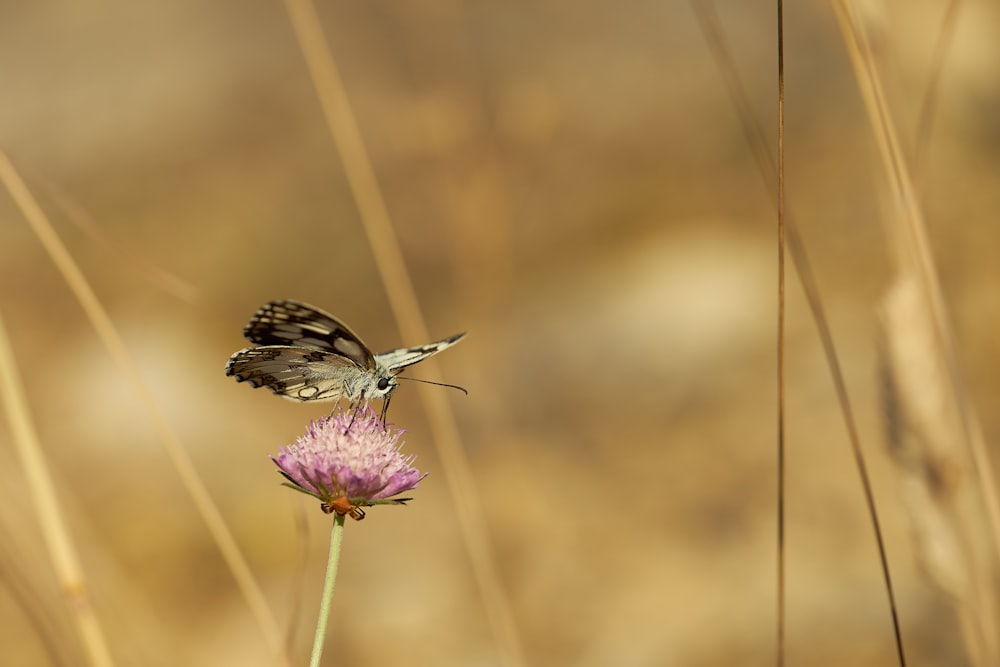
left=225, top=300, right=465, bottom=410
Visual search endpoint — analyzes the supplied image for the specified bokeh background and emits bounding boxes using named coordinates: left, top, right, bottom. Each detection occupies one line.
left=2, top=1, right=999, bottom=665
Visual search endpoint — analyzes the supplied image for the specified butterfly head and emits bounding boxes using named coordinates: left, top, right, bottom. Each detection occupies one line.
left=368, top=368, right=399, bottom=400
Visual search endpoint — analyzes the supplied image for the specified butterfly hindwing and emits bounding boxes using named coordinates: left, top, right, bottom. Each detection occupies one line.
left=225, top=345, right=366, bottom=402
left=376, top=332, right=467, bottom=372
left=243, top=300, right=375, bottom=369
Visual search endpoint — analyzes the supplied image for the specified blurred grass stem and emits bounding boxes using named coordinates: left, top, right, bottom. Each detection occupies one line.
left=694, top=3, right=906, bottom=663
left=283, top=2, right=526, bottom=666
left=0, top=149, right=291, bottom=667
left=834, top=1, right=998, bottom=663
left=832, top=0, right=1000, bottom=563
left=775, top=2, right=787, bottom=664
left=912, top=0, right=962, bottom=189
left=0, top=311, right=115, bottom=667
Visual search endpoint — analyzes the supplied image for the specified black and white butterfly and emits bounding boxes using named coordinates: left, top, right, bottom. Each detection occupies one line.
left=225, top=300, right=465, bottom=419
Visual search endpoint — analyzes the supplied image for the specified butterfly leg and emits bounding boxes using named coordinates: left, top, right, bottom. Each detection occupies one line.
left=342, top=391, right=367, bottom=433
left=379, top=395, right=391, bottom=428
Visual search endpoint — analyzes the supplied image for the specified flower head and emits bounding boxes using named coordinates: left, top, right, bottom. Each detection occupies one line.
left=271, top=407, right=426, bottom=519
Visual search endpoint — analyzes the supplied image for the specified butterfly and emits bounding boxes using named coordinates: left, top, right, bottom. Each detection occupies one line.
left=225, top=300, right=466, bottom=420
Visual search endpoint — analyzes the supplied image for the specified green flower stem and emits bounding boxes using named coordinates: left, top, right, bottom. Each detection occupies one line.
left=309, top=513, right=346, bottom=667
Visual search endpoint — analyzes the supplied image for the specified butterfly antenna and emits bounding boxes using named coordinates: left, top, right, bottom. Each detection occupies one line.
left=396, top=376, right=469, bottom=395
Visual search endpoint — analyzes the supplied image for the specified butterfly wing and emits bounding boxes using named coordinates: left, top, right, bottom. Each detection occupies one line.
left=375, top=332, right=467, bottom=372
left=243, top=300, right=375, bottom=370
left=225, top=345, right=364, bottom=402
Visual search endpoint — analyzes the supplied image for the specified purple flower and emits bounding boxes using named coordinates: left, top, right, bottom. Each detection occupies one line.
left=271, top=407, right=426, bottom=519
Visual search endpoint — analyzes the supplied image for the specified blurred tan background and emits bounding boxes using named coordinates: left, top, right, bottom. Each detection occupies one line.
left=2, top=1, right=999, bottom=665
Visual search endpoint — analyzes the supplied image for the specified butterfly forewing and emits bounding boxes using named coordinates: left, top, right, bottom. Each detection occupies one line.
left=376, top=332, right=467, bottom=371
left=244, top=300, right=375, bottom=369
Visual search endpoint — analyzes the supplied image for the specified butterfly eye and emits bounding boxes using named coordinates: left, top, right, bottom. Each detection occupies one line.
left=377, top=378, right=391, bottom=391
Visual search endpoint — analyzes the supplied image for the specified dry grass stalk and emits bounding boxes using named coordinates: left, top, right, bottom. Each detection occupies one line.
left=282, top=2, right=527, bottom=666
left=880, top=277, right=997, bottom=666
left=0, top=310, right=115, bottom=667
left=0, top=150, right=291, bottom=667
left=830, top=3, right=997, bottom=508
left=41, top=180, right=201, bottom=304
left=912, top=0, right=963, bottom=189
left=831, top=1, right=999, bottom=663
left=694, top=3, right=907, bottom=660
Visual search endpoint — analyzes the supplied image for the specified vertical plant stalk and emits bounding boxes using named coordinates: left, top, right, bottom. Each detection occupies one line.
left=775, top=3, right=787, bottom=665
left=833, top=2, right=997, bottom=664
left=282, top=3, right=527, bottom=667
left=283, top=502, right=312, bottom=655
left=308, top=514, right=346, bottom=667
left=912, top=0, right=963, bottom=189
left=0, top=310, right=115, bottom=667
left=832, top=0, right=1000, bottom=595
left=880, top=278, right=995, bottom=666
left=41, top=180, right=201, bottom=304
left=693, top=3, right=906, bottom=664
left=0, top=150, right=291, bottom=667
